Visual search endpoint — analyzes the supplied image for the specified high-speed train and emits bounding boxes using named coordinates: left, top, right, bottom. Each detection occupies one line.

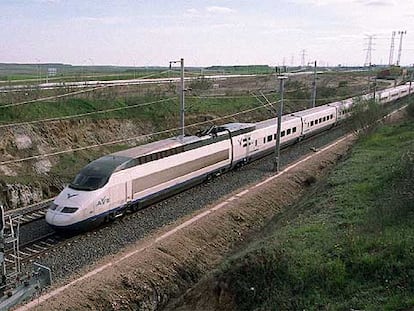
left=46, top=83, right=413, bottom=231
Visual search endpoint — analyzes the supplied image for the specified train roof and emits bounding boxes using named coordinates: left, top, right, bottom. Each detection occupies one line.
left=255, top=115, right=299, bottom=130
left=111, top=122, right=255, bottom=161
left=291, top=104, right=336, bottom=117
left=112, top=136, right=197, bottom=159
left=220, top=122, right=256, bottom=133
left=77, top=122, right=256, bottom=178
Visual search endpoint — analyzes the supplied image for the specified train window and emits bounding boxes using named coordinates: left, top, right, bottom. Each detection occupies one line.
left=274, top=134, right=277, bottom=140
left=267, top=135, right=272, bottom=142
left=330, top=114, right=333, bottom=119
left=323, top=117, right=326, bottom=122
left=319, top=118, right=322, bottom=123
left=263, top=137, right=266, bottom=144
left=70, top=174, right=108, bottom=191
left=255, top=140, right=257, bottom=146
left=287, top=129, right=291, bottom=135
left=281, top=131, right=285, bottom=137
left=292, top=127, right=297, bottom=133
left=310, top=121, right=314, bottom=126
left=315, top=119, right=319, bottom=125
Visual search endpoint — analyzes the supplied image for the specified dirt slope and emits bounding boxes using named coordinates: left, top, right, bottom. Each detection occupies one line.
left=24, top=134, right=355, bottom=311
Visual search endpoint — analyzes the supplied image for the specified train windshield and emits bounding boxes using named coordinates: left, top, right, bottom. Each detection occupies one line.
left=69, top=174, right=108, bottom=191
left=68, top=155, right=131, bottom=191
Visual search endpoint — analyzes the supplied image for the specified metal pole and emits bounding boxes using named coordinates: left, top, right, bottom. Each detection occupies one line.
left=410, top=67, right=413, bottom=95
left=180, top=58, right=185, bottom=139
left=373, top=77, right=377, bottom=102
left=311, top=60, right=317, bottom=108
left=169, top=58, right=185, bottom=139
left=273, top=76, right=287, bottom=172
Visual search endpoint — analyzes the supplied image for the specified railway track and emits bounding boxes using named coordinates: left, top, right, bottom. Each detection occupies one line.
left=4, top=233, right=65, bottom=271
left=4, top=199, right=52, bottom=230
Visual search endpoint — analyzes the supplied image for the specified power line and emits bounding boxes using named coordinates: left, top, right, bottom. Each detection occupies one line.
left=0, top=86, right=280, bottom=129
left=0, top=103, right=276, bottom=166
left=0, top=85, right=109, bottom=109
left=0, top=86, right=380, bottom=166
left=0, top=97, right=176, bottom=129
left=0, top=70, right=173, bottom=109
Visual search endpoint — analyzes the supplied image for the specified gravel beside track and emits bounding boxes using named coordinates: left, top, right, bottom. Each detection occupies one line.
left=21, top=126, right=348, bottom=283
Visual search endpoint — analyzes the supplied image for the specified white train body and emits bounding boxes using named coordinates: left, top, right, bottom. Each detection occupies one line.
left=46, top=83, right=413, bottom=231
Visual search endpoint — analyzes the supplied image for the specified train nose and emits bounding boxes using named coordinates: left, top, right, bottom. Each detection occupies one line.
left=45, top=204, right=79, bottom=228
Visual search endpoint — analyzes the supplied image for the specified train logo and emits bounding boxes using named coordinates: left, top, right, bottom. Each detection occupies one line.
left=67, top=193, right=78, bottom=199
left=97, top=197, right=110, bottom=206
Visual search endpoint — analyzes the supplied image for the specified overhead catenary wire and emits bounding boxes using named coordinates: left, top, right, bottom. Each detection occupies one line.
left=1, top=84, right=403, bottom=166
left=0, top=103, right=276, bottom=166
left=0, top=85, right=110, bottom=108
left=0, top=97, right=176, bottom=129
left=0, top=90, right=280, bottom=129
left=0, top=90, right=368, bottom=130
left=0, top=70, right=174, bottom=109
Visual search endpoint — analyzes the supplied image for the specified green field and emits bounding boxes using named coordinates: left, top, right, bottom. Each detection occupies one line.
left=215, top=107, right=414, bottom=310
left=0, top=63, right=279, bottom=84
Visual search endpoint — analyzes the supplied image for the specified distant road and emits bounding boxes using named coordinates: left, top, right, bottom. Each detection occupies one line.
left=0, top=71, right=321, bottom=93
left=0, top=74, right=253, bottom=92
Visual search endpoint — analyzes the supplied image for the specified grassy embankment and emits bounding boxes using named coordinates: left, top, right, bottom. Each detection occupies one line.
left=214, top=103, right=414, bottom=310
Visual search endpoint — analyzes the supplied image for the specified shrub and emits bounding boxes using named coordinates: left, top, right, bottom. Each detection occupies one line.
left=406, top=97, right=414, bottom=118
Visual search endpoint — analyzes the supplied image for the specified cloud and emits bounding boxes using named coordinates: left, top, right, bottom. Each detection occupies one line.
left=290, top=0, right=348, bottom=6
left=186, top=8, right=199, bottom=15
left=206, top=6, right=235, bottom=14
left=35, top=0, right=61, bottom=3
left=75, top=16, right=127, bottom=25
left=355, top=0, right=395, bottom=6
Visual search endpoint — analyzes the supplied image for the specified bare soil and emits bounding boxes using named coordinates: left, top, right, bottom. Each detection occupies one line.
left=25, top=133, right=356, bottom=311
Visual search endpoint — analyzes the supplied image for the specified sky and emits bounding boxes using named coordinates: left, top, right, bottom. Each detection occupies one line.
left=0, top=0, right=413, bottom=67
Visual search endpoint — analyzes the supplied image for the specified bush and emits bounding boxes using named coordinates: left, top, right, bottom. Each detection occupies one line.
left=406, top=97, right=414, bottom=118
left=347, top=98, right=383, bottom=135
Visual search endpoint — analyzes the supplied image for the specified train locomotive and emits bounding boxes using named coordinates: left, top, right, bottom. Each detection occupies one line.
left=46, top=83, right=412, bottom=231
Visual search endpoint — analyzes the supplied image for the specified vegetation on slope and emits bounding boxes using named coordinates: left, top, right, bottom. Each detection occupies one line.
left=214, top=110, right=414, bottom=310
